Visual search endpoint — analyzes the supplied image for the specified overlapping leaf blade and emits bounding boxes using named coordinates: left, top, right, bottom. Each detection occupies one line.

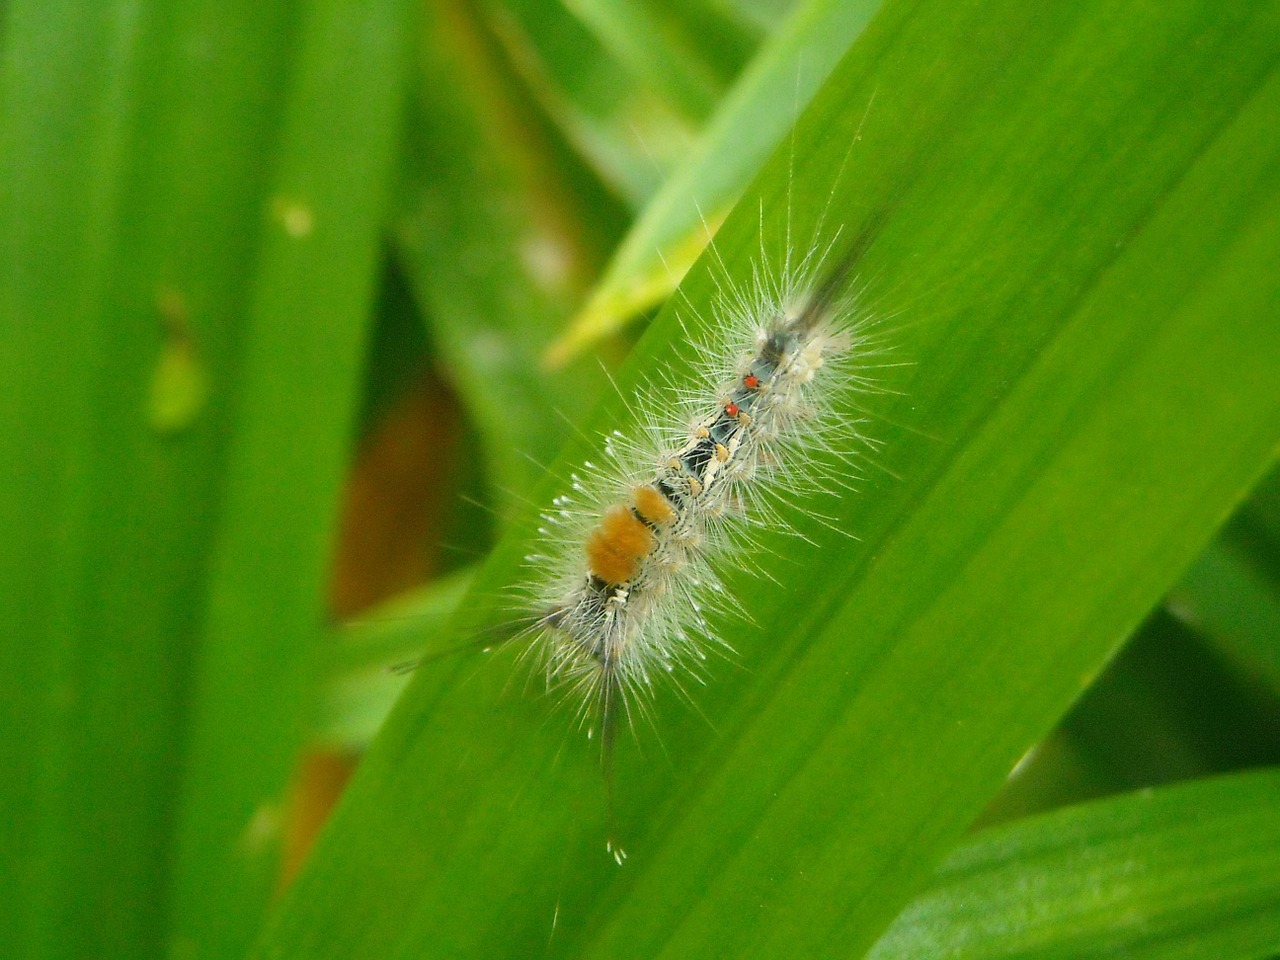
left=870, top=771, right=1280, bottom=960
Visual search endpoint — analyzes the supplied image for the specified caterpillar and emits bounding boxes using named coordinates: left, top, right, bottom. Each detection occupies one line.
left=517, top=214, right=887, bottom=858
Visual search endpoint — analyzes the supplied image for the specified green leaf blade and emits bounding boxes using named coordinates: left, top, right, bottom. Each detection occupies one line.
left=252, top=1, right=1280, bottom=958
left=167, top=0, right=415, bottom=956
left=871, top=771, right=1280, bottom=960
left=0, top=2, right=301, bottom=957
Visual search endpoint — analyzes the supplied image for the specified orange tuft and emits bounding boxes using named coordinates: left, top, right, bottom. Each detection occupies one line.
left=632, top=485, right=676, bottom=526
left=586, top=506, right=655, bottom=585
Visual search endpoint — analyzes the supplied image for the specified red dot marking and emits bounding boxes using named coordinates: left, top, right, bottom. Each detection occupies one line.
left=744, top=375, right=760, bottom=389
left=725, top=403, right=740, bottom=418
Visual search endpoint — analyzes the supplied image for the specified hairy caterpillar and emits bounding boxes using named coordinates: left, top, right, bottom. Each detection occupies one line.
left=516, top=214, right=887, bottom=858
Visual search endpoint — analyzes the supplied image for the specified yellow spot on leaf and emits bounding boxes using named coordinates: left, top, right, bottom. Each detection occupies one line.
left=271, top=196, right=315, bottom=237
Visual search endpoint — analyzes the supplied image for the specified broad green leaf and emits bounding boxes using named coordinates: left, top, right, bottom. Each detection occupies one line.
left=548, top=0, right=882, bottom=365
left=251, top=2, right=1280, bottom=959
left=167, top=0, right=414, bottom=956
left=871, top=770, right=1280, bottom=960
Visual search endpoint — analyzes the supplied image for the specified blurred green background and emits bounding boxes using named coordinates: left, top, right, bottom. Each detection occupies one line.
left=2, top=0, right=1278, bottom=958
